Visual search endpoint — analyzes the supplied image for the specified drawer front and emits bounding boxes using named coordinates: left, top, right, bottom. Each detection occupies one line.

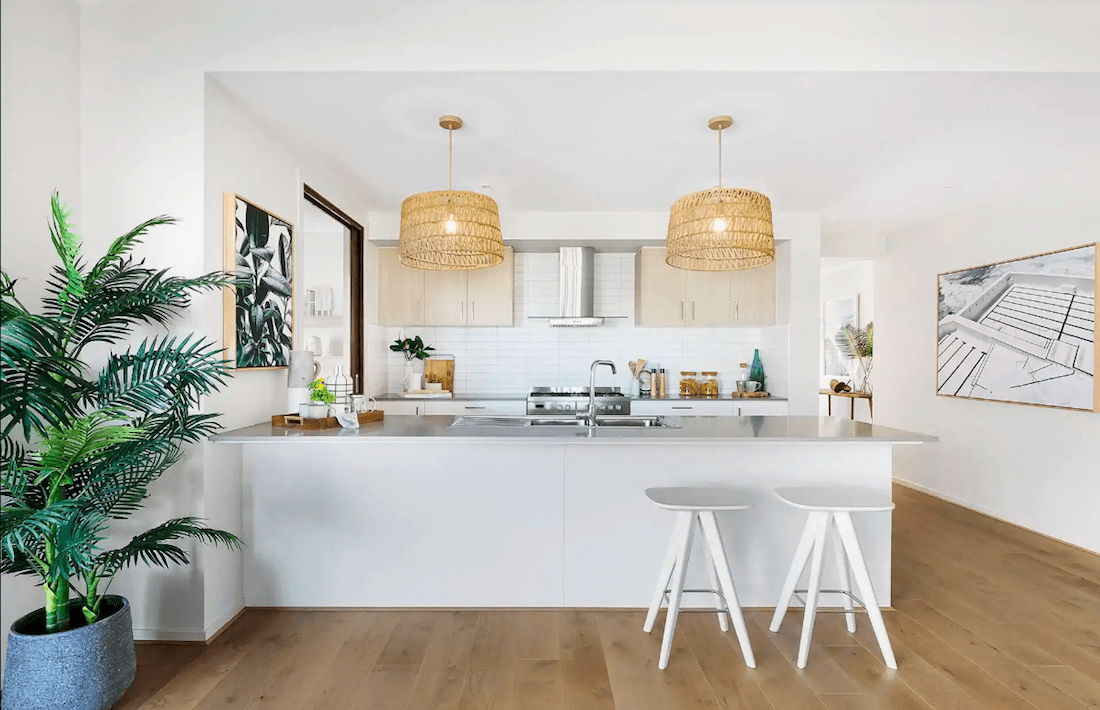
left=737, top=400, right=789, bottom=416
left=376, top=401, right=423, bottom=416
left=631, top=400, right=737, bottom=416
left=423, top=400, right=526, bottom=416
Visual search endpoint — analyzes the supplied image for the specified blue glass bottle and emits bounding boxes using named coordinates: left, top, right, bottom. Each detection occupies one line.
left=749, top=349, right=766, bottom=391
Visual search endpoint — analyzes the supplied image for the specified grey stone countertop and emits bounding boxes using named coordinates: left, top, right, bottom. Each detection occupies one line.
left=372, top=393, right=788, bottom=402
left=212, top=415, right=935, bottom=444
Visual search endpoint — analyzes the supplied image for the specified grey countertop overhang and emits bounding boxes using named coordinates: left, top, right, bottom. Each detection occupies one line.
left=213, top=415, right=934, bottom=445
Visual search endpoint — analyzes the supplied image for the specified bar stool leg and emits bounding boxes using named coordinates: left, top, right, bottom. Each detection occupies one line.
left=702, top=537, right=730, bottom=633
left=770, top=512, right=821, bottom=633
left=698, top=511, right=756, bottom=668
left=833, top=512, right=897, bottom=670
left=830, top=521, right=856, bottom=633
left=659, top=512, right=697, bottom=670
left=644, top=512, right=692, bottom=634
left=796, top=512, right=831, bottom=668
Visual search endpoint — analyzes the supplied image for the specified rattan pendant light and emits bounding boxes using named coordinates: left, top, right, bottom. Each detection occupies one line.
left=399, top=115, right=504, bottom=270
left=666, top=116, right=774, bottom=271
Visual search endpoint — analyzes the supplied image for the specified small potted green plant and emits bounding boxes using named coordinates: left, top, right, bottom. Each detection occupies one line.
left=303, top=378, right=336, bottom=417
left=389, top=336, right=434, bottom=391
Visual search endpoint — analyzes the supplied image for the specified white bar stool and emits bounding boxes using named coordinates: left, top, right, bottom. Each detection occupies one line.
left=642, top=487, right=756, bottom=670
left=769, top=486, right=897, bottom=670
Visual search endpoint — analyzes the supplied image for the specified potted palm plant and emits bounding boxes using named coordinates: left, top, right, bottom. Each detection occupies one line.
left=0, top=195, right=242, bottom=710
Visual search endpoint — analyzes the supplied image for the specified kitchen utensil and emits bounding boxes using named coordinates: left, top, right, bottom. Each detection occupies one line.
left=637, top=358, right=647, bottom=375
left=629, top=361, right=638, bottom=378
left=745, top=381, right=761, bottom=392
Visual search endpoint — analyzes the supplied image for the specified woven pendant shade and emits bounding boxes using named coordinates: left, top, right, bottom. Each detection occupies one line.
left=399, top=190, right=504, bottom=270
left=399, top=115, right=504, bottom=271
left=666, top=187, right=774, bottom=271
left=666, top=115, right=775, bottom=271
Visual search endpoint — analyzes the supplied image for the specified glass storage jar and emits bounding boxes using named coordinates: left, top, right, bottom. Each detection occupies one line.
left=679, top=371, right=700, bottom=398
left=701, top=371, right=719, bottom=398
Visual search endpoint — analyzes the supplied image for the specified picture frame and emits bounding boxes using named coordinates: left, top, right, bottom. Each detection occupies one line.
left=936, top=242, right=1097, bottom=412
left=222, top=193, right=295, bottom=370
left=822, top=295, right=860, bottom=379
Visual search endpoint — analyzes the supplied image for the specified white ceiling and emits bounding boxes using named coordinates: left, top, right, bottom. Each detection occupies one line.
left=213, top=71, right=1100, bottom=222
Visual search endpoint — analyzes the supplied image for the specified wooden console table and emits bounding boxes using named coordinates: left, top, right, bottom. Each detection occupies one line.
left=820, top=389, right=873, bottom=421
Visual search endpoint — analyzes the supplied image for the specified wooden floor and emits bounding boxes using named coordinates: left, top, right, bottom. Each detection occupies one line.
left=118, top=484, right=1100, bottom=710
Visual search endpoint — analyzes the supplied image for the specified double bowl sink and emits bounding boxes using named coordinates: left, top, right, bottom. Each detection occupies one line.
left=450, top=415, right=680, bottom=429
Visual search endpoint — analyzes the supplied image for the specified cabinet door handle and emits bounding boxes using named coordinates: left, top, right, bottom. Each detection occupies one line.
left=465, top=406, right=486, bottom=410
left=471, top=300, right=476, bottom=322
left=461, top=301, right=465, bottom=322
left=680, top=301, right=685, bottom=321
left=672, top=406, right=693, bottom=410
left=692, top=301, right=696, bottom=320
left=734, top=301, right=739, bottom=321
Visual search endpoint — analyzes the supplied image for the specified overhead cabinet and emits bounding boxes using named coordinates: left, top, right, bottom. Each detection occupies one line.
left=635, top=247, right=775, bottom=327
left=377, top=247, right=514, bottom=326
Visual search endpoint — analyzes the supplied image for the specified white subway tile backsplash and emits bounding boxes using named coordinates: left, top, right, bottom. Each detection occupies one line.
left=370, top=252, right=785, bottom=396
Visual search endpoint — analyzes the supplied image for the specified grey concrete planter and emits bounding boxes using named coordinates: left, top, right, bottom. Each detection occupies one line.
left=2, top=595, right=136, bottom=710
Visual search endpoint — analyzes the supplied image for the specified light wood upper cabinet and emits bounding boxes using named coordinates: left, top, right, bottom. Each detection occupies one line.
left=635, top=247, right=688, bottom=325
left=635, top=246, right=775, bottom=327
left=466, top=248, right=514, bottom=326
left=686, top=270, right=732, bottom=326
left=730, top=260, right=776, bottom=326
left=377, top=247, right=425, bottom=325
left=424, top=269, right=468, bottom=326
left=377, top=247, right=514, bottom=327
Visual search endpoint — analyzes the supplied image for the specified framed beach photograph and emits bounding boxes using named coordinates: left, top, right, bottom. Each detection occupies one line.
left=222, top=193, right=295, bottom=369
left=936, top=243, right=1097, bottom=412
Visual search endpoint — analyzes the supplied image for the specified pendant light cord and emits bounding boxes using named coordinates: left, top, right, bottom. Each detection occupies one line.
left=448, top=128, right=454, bottom=191
left=717, top=125, right=723, bottom=188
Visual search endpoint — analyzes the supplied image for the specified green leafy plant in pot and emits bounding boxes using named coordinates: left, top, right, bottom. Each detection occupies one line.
left=0, top=195, right=242, bottom=710
left=390, top=336, right=434, bottom=391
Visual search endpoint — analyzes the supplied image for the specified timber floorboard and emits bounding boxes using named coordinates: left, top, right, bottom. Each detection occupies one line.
left=120, top=484, right=1099, bottom=709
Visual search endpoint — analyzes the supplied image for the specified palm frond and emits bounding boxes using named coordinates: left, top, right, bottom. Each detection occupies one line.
left=0, top=304, right=86, bottom=440
left=94, top=335, right=231, bottom=413
left=45, top=259, right=232, bottom=354
left=47, top=193, right=85, bottom=311
left=97, top=517, right=242, bottom=576
left=45, top=510, right=107, bottom=584
left=834, top=322, right=873, bottom=360
left=1, top=500, right=84, bottom=572
left=85, top=215, right=177, bottom=286
left=73, top=436, right=181, bottom=519
left=35, top=412, right=143, bottom=479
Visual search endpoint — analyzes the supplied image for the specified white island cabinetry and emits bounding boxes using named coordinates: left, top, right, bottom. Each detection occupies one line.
left=218, top=416, right=930, bottom=609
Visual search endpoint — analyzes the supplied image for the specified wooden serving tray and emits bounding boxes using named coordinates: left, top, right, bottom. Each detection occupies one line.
left=730, top=391, right=770, bottom=398
left=272, top=410, right=384, bottom=430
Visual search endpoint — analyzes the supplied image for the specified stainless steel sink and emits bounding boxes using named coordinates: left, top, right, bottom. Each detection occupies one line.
left=450, top=415, right=679, bottom=429
left=595, top=416, right=679, bottom=428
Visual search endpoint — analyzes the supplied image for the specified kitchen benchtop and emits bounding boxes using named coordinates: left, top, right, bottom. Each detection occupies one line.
left=372, top=393, right=788, bottom=402
left=213, top=415, right=933, bottom=444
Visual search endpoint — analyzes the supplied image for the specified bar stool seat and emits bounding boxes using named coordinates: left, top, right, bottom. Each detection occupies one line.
left=642, top=487, right=756, bottom=670
left=770, top=486, right=897, bottom=670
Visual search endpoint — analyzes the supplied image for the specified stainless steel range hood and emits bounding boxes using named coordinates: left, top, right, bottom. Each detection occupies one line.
left=528, top=247, right=626, bottom=327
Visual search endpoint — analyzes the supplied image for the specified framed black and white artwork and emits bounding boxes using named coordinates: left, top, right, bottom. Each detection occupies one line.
left=937, top=243, right=1097, bottom=412
left=222, top=193, right=294, bottom=370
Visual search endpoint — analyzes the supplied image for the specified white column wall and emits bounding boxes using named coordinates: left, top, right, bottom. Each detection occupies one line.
left=0, top=0, right=83, bottom=678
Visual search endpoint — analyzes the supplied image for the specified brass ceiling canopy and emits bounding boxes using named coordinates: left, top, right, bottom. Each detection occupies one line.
left=398, top=115, right=504, bottom=270
left=665, top=115, right=775, bottom=271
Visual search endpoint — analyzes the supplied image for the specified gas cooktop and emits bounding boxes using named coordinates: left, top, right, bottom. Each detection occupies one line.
left=527, top=387, right=631, bottom=415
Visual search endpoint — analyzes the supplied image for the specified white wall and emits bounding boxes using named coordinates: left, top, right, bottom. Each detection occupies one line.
left=876, top=203, right=1100, bottom=552
left=1, top=0, right=82, bottom=679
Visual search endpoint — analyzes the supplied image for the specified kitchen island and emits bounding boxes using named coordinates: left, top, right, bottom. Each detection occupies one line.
left=213, top=416, right=933, bottom=609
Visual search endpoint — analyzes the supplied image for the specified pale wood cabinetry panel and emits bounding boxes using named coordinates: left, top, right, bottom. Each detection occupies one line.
left=377, top=247, right=424, bottom=326
left=730, top=261, right=776, bottom=326
left=635, top=247, right=687, bottom=326
left=466, top=247, right=514, bottom=326
left=686, top=270, right=732, bottom=326
left=424, top=269, right=469, bottom=326
left=378, top=247, right=513, bottom=327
